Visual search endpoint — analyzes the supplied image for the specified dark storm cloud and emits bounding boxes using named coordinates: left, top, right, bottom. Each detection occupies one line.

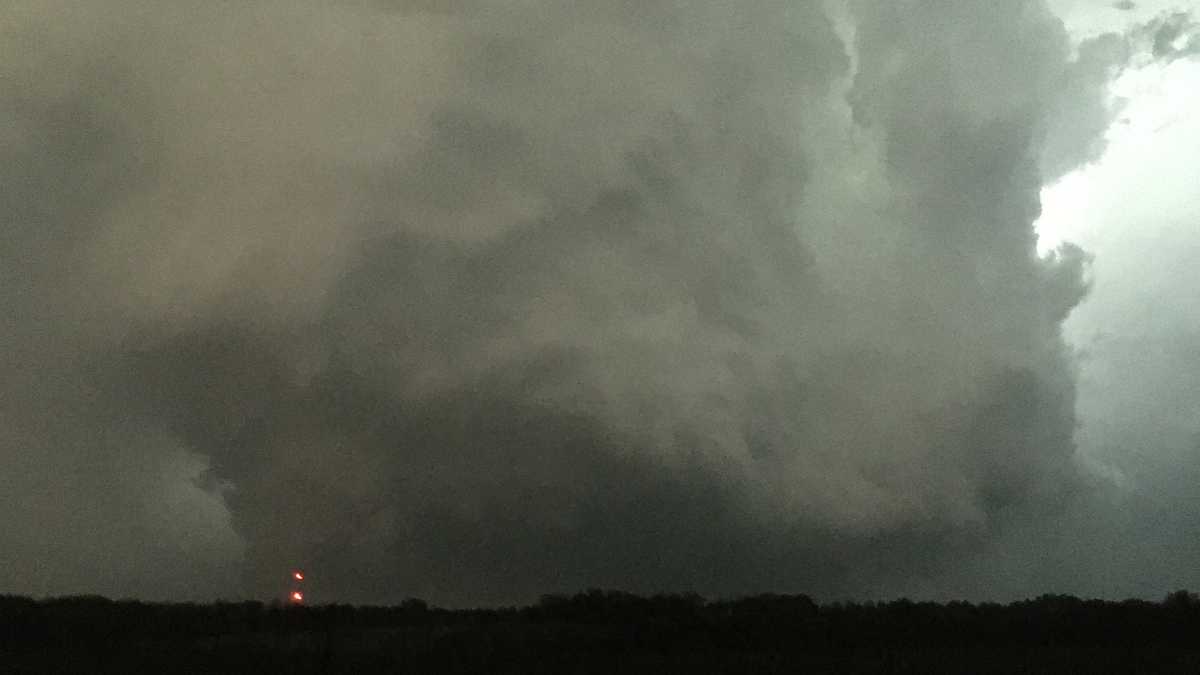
left=0, top=4, right=243, bottom=599
left=0, top=0, right=1163, bottom=605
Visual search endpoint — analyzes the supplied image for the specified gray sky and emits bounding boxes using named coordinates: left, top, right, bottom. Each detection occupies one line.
left=1, top=0, right=1197, bottom=606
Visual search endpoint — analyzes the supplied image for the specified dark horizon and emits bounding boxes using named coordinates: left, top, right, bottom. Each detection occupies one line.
left=7, top=589, right=1200, bottom=673
left=7, top=587, right=1200, bottom=610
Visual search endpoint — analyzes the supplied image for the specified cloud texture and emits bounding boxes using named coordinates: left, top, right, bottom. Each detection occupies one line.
left=0, top=0, right=1177, bottom=604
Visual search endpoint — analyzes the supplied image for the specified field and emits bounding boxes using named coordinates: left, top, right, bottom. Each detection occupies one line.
left=4, top=591, right=1199, bottom=673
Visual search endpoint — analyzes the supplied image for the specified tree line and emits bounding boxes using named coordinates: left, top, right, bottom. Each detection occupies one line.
left=3, top=589, right=1199, bottom=673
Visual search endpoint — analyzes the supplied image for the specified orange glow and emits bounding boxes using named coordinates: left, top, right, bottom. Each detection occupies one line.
left=293, top=571, right=304, bottom=581
left=290, top=591, right=304, bottom=603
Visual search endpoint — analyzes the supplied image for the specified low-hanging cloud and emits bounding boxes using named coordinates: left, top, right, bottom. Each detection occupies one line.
left=0, top=0, right=1176, bottom=605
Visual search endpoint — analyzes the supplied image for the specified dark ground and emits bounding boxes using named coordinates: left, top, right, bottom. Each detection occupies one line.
left=3, top=590, right=1199, bottom=673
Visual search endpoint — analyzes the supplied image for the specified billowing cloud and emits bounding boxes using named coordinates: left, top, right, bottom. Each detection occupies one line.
left=0, top=0, right=1168, bottom=605
left=1148, top=10, right=1200, bottom=58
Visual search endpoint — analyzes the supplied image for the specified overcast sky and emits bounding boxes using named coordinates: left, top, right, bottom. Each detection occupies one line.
left=1, top=0, right=1197, bottom=606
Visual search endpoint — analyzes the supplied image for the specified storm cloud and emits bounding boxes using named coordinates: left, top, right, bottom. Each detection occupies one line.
left=0, top=0, right=1182, bottom=605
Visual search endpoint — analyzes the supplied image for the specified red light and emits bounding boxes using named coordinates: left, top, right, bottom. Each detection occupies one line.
left=290, top=591, right=304, bottom=603
left=293, top=571, right=304, bottom=581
